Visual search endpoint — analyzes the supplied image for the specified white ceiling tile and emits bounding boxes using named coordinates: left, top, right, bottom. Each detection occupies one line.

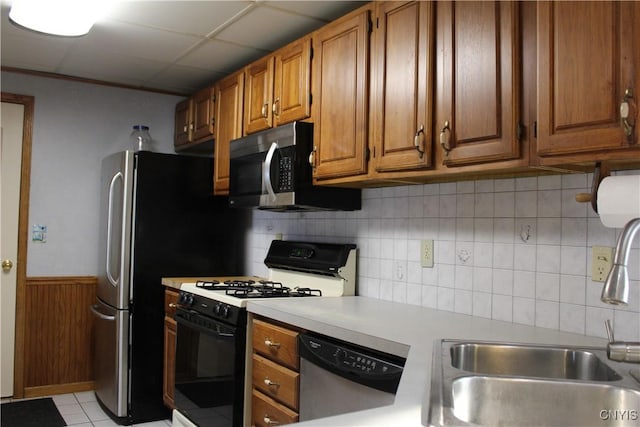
left=76, top=20, right=202, bottom=62
left=178, top=39, right=265, bottom=73
left=0, top=33, right=72, bottom=72
left=149, top=65, right=224, bottom=94
left=265, top=1, right=364, bottom=21
left=0, top=1, right=365, bottom=93
left=105, top=1, right=253, bottom=37
left=215, top=6, right=324, bottom=51
left=57, top=50, right=166, bottom=85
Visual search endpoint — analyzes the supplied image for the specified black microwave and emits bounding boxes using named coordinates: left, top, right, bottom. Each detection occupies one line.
left=228, top=122, right=360, bottom=211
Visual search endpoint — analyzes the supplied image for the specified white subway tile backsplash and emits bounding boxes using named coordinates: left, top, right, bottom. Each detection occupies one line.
left=473, top=292, right=492, bottom=319
left=559, top=303, right=586, bottom=335
left=515, top=191, right=537, bottom=217
left=492, top=294, right=513, bottom=322
left=513, top=297, right=535, bottom=326
left=537, top=190, right=562, bottom=217
left=535, top=300, right=559, bottom=329
left=247, top=170, right=640, bottom=340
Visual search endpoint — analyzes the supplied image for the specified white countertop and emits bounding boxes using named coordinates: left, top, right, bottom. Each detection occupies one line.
left=247, top=296, right=607, bottom=427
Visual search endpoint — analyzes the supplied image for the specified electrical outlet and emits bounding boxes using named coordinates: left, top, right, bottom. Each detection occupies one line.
left=421, top=239, right=434, bottom=268
left=592, top=246, right=614, bottom=282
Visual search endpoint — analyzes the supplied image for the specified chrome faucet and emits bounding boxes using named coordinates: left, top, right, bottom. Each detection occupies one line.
left=601, top=217, right=640, bottom=305
left=601, top=217, right=640, bottom=363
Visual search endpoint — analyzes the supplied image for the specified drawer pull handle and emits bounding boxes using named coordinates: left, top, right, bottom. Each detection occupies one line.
left=264, top=378, right=280, bottom=388
left=263, top=415, right=279, bottom=425
left=264, top=339, right=281, bottom=349
left=168, top=303, right=177, bottom=308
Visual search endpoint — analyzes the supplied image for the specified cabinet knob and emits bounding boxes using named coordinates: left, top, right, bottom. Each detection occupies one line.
left=264, top=339, right=281, bottom=349
left=168, top=303, right=177, bottom=309
left=440, top=120, right=451, bottom=155
left=264, top=377, right=280, bottom=388
left=414, top=124, right=425, bottom=159
left=263, top=415, right=279, bottom=425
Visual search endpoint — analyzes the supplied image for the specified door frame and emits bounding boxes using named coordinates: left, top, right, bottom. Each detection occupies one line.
left=2, top=92, right=34, bottom=399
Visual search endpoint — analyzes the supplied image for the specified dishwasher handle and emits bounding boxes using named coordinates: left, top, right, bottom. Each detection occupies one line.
left=298, top=333, right=404, bottom=394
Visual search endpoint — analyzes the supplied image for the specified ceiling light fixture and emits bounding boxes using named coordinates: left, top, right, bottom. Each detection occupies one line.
left=9, top=0, right=112, bottom=37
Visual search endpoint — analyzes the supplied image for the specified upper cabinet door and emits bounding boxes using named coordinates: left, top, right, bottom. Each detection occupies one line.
left=244, top=57, right=275, bottom=135
left=537, top=1, right=639, bottom=156
left=214, top=71, right=244, bottom=195
left=192, top=86, right=215, bottom=142
left=437, top=1, right=521, bottom=167
left=312, top=8, right=371, bottom=180
left=273, top=37, right=312, bottom=127
left=372, top=1, right=434, bottom=173
left=174, top=98, right=192, bottom=147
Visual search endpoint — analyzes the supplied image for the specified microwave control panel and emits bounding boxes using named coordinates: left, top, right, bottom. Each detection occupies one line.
left=278, top=156, right=293, bottom=191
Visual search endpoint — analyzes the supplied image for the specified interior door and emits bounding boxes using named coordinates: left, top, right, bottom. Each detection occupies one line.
left=0, top=101, right=24, bottom=397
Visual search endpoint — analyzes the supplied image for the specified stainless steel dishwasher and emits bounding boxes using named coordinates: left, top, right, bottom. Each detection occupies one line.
left=298, top=333, right=406, bottom=421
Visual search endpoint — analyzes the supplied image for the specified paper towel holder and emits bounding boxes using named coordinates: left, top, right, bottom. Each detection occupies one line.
left=575, top=162, right=610, bottom=214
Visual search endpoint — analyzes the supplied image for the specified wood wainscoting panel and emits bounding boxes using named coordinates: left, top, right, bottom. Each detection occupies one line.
left=22, top=276, right=97, bottom=397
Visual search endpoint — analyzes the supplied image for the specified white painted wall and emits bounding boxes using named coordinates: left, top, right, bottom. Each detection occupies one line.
left=1, top=71, right=183, bottom=276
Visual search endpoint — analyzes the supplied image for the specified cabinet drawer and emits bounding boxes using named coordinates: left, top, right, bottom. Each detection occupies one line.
left=252, top=353, right=299, bottom=410
left=164, top=289, right=179, bottom=318
left=252, top=389, right=298, bottom=427
left=253, top=319, right=299, bottom=370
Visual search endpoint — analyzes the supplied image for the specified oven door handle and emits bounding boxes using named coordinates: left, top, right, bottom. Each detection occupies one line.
left=263, top=141, right=278, bottom=202
left=176, top=310, right=237, bottom=340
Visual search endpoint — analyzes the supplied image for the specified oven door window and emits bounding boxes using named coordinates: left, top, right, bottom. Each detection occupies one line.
left=174, top=313, right=244, bottom=427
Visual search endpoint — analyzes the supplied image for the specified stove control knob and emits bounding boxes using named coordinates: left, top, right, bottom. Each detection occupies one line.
left=221, top=305, right=230, bottom=318
left=187, top=295, right=195, bottom=306
left=214, top=303, right=222, bottom=316
left=334, top=348, right=348, bottom=365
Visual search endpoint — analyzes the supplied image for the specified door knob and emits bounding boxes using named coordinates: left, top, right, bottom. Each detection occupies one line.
left=2, top=260, right=14, bottom=272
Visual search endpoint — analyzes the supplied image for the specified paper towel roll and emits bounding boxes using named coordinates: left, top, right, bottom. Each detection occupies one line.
left=597, top=175, right=640, bottom=228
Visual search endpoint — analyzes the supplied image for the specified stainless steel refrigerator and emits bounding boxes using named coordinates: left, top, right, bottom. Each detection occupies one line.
left=90, top=150, right=248, bottom=425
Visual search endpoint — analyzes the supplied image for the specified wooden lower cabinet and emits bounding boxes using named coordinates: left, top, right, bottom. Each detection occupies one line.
left=163, top=288, right=179, bottom=409
left=252, top=390, right=298, bottom=427
left=251, top=318, right=301, bottom=426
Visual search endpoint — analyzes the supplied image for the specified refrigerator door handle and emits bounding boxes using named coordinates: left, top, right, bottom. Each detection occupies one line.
left=106, top=171, right=123, bottom=287
left=90, top=304, right=116, bottom=321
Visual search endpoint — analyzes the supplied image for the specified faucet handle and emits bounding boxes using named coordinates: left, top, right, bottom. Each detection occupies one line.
left=605, top=319, right=615, bottom=343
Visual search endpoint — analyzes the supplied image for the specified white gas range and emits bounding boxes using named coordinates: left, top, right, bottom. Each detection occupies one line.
left=172, top=240, right=357, bottom=427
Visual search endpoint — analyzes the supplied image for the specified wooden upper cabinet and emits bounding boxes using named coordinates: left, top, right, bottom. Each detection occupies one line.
left=192, top=86, right=216, bottom=142
left=274, top=37, right=312, bottom=127
left=214, top=71, right=244, bottom=195
left=537, top=1, right=639, bottom=157
left=245, top=56, right=275, bottom=135
left=372, top=1, right=434, bottom=173
left=436, top=1, right=521, bottom=167
left=174, top=98, right=193, bottom=147
left=244, top=38, right=312, bottom=135
left=312, top=7, right=371, bottom=180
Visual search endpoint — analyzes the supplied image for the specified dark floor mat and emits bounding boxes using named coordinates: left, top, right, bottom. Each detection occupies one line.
left=1, top=397, right=66, bottom=427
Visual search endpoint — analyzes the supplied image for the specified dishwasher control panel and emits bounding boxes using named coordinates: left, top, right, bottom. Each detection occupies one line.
left=299, top=333, right=405, bottom=379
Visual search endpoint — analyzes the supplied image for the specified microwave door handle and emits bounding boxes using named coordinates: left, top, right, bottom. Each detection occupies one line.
left=263, top=141, right=278, bottom=202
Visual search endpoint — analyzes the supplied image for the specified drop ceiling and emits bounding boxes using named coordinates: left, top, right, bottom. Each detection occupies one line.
left=0, top=0, right=363, bottom=95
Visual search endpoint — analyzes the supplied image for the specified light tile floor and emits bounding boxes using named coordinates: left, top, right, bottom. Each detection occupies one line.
left=2, top=391, right=171, bottom=427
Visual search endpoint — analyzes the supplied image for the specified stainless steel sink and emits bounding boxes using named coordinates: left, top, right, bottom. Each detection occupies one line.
left=429, top=340, right=640, bottom=426
left=450, top=342, right=621, bottom=381
left=452, top=376, right=640, bottom=426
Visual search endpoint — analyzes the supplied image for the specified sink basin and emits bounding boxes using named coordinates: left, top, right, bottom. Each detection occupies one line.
left=452, top=376, right=640, bottom=426
left=428, top=340, right=639, bottom=426
left=450, top=342, right=621, bottom=381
